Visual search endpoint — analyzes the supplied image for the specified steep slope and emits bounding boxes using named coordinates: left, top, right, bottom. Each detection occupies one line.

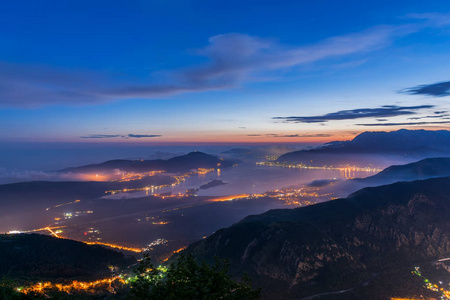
left=183, top=177, right=450, bottom=299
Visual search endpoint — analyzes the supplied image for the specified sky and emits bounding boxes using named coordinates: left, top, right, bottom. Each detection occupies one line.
left=2, top=0, right=450, bottom=145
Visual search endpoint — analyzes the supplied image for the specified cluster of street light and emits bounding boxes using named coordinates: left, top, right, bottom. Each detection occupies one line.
left=257, top=161, right=381, bottom=179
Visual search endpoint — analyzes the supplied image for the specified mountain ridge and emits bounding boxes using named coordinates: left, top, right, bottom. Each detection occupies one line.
left=59, top=151, right=235, bottom=173
left=182, top=176, right=450, bottom=299
left=0, top=233, right=135, bottom=281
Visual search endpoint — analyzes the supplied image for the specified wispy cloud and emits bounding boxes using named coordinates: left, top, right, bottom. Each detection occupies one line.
left=80, top=134, right=122, bottom=139
left=248, top=133, right=332, bottom=137
left=266, top=133, right=332, bottom=138
left=407, top=114, right=450, bottom=120
left=406, top=13, right=450, bottom=27
left=127, top=134, right=162, bottom=138
left=274, top=105, right=434, bottom=123
left=356, top=121, right=450, bottom=126
left=80, top=134, right=162, bottom=139
left=402, top=81, right=450, bottom=97
left=1, top=14, right=446, bottom=108
left=111, top=27, right=411, bottom=99
left=0, top=62, right=109, bottom=108
left=0, top=168, right=92, bottom=184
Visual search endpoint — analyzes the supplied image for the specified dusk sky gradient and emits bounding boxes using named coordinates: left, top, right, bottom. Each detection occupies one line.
left=2, top=0, right=450, bottom=144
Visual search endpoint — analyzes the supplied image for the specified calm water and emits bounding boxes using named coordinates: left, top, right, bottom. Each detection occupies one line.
left=105, top=163, right=376, bottom=199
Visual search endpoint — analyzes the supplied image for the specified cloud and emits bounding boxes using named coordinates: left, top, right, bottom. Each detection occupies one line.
left=356, top=121, right=450, bottom=126
left=376, top=119, right=388, bottom=121
left=1, top=15, right=443, bottom=108
left=266, top=133, right=332, bottom=138
left=408, top=114, right=450, bottom=120
left=98, top=29, right=410, bottom=100
left=274, top=105, right=434, bottom=123
left=407, top=13, right=450, bottom=27
left=80, top=134, right=122, bottom=139
left=402, top=81, right=450, bottom=97
left=0, top=62, right=110, bottom=108
left=0, top=168, right=106, bottom=184
left=127, top=134, right=162, bottom=138
left=307, top=178, right=341, bottom=188
left=80, top=134, right=161, bottom=139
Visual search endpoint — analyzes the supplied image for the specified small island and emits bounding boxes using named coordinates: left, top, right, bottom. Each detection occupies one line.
left=199, top=179, right=227, bottom=190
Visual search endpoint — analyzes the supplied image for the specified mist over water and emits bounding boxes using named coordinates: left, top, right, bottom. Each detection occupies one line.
left=0, top=143, right=422, bottom=256
left=0, top=144, right=227, bottom=171
left=103, top=163, right=378, bottom=200
left=0, top=143, right=306, bottom=184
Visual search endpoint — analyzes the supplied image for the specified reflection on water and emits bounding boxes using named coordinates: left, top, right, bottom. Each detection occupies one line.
left=105, top=163, right=378, bottom=199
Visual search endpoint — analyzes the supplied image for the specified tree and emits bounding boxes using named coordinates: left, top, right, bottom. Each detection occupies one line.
left=0, top=280, right=30, bottom=300
left=128, top=254, right=260, bottom=300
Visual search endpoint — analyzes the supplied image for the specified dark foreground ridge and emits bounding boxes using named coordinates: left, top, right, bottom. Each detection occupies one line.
left=183, top=176, right=450, bottom=299
left=0, top=233, right=135, bottom=281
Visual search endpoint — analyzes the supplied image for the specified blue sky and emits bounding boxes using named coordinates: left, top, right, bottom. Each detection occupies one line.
left=1, top=0, right=450, bottom=144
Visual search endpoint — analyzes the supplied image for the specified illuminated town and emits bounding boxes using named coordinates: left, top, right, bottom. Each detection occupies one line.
left=257, top=161, right=382, bottom=179
left=411, top=266, right=450, bottom=300
left=3, top=1, right=450, bottom=299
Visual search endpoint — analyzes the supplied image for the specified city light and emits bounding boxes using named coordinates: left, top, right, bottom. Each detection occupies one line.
left=257, top=161, right=382, bottom=179
left=84, top=241, right=143, bottom=253
left=21, top=277, right=125, bottom=295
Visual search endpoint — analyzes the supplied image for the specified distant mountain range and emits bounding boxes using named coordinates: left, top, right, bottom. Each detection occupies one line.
left=277, top=129, right=450, bottom=167
left=0, top=233, right=134, bottom=281
left=183, top=176, right=450, bottom=299
left=357, top=157, right=450, bottom=184
left=60, top=151, right=236, bottom=173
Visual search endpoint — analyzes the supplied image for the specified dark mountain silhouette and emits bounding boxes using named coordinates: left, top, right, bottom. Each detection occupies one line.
left=326, top=157, right=450, bottom=198
left=357, top=157, right=450, bottom=184
left=0, top=233, right=135, bottom=281
left=183, top=176, right=450, bottom=299
left=277, top=129, right=450, bottom=167
left=60, top=151, right=236, bottom=173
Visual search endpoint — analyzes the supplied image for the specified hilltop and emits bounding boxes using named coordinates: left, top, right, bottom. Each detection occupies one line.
left=60, top=151, right=236, bottom=173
